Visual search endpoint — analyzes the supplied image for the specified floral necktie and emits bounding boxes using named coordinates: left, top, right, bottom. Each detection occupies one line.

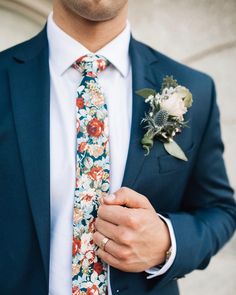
left=72, top=54, right=110, bottom=295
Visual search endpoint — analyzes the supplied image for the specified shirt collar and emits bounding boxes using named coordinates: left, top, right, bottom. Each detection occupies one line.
left=47, top=12, right=131, bottom=77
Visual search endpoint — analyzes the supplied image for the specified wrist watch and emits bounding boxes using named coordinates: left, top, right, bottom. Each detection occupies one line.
left=165, top=247, right=172, bottom=262
left=157, top=246, right=172, bottom=269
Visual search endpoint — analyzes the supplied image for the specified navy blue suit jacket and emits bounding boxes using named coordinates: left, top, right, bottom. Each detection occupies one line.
left=0, top=27, right=236, bottom=295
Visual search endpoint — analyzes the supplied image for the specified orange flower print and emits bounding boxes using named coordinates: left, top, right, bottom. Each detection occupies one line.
left=88, top=166, right=104, bottom=181
left=87, top=144, right=104, bottom=158
left=72, top=264, right=81, bottom=277
left=87, top=72, right=97, bottom=78
left=91, top=94, right=104, bottom=107
left=87, top=118, right=104, bottom=137
left=73, top=208, right=83, bottom=224
left=72, top=286, right=81, bottom=295
left=94, top=262, right=103, bottom=275
left=76, top=119, right=80, bottom=133
left=79, top=142, right=88, bottom=153
left=76, top=177, right=80, bottom=188
left=85, top=250, right=96, bottom=264
left=75, top=55, right=84, bottom=64
left=104, top=140, right=108, bottom=149
left=82, top=194, right=93, bottom=202
left=77, top=97, right=85, bottom=109
left=76, top=166, right=81, bottom=177
left=88, top=219, right=96, bottom=232
left=97, top=59, right=107, bottom=72
left=86, top=285, right=99, bottom=295
left=72, top=238, right=81, bottom=257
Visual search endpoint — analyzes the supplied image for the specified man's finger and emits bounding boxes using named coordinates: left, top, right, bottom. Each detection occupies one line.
left=95, top=217, right=118, bottom=240
left=93, top=231, right=128, bottom=260
left=98, top=204, right=132, bottom=226
left=96, top=248, right=121, bottom=269
left=103, top=187, right=154, bottom=209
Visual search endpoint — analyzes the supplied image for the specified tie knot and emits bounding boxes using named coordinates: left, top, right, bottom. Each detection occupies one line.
left=73, top=54, right=109, bottom=76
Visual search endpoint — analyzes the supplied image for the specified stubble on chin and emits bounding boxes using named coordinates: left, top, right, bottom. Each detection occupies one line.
left=58, top=0, right=128, bottom=22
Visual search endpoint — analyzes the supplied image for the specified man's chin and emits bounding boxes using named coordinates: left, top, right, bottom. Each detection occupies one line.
left=77, top=10, right=119, bottom=23
left=59, top=0, right=128, bottom=22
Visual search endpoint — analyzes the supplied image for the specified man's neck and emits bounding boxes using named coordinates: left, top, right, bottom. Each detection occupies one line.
left=53, top=4, right=128, bottom=52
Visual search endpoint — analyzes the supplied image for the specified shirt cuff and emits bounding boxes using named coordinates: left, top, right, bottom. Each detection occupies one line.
left=145, top=214, right=176, bottom=279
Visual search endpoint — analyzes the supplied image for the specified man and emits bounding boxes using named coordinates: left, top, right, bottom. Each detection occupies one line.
left=0, top=0, right=235, bottom=294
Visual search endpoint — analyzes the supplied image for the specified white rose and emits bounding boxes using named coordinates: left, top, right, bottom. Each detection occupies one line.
left=160, top=92, right=187, bottom=119
left=175, top=86, right=193, bottom=108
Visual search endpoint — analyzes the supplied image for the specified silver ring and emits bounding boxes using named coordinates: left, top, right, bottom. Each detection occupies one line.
left=100, top=237, right=109, bottom=251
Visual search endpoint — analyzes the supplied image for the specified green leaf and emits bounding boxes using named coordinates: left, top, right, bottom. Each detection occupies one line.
left=161, top=75, right=178, bottom=93
left=141, top=132, right=154, bottom=156
left=136, top=88, right=156, bottom=99
left=164, top=140, right=188, bottom=161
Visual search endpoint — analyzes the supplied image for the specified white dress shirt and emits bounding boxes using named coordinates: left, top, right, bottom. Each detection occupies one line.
left=47, top=12, right=176, bottom=295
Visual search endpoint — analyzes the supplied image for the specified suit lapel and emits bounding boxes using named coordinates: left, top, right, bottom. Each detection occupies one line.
left=111, top=37, right=164, bottom=293
left=122, top=37, right=161, bottom=189
left=8, top=28, right=50, bottom=283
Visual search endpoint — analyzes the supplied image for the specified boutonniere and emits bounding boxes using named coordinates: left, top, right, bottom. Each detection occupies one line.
left=136, top=76, right=193, bottom=161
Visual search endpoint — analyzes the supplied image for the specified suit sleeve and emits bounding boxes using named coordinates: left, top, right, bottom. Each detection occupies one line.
left=157, top=79, right=236, bottom=286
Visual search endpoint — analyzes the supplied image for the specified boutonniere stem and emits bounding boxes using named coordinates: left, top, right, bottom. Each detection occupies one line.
left=136, top=76, right=193, bottom=161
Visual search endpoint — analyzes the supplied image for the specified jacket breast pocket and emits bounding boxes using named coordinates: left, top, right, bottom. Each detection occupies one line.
left=157, top=142, right=196, bottom=174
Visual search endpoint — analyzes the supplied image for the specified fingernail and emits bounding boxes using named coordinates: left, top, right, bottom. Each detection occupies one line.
left=105, top=193, right=116, bottom=201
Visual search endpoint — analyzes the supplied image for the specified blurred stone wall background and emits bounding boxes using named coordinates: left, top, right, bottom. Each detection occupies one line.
left=0, top=0, right=235, bottom=294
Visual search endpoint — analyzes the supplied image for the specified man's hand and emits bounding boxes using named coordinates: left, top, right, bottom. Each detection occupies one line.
left=93, top=187, right=171, bottom=272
